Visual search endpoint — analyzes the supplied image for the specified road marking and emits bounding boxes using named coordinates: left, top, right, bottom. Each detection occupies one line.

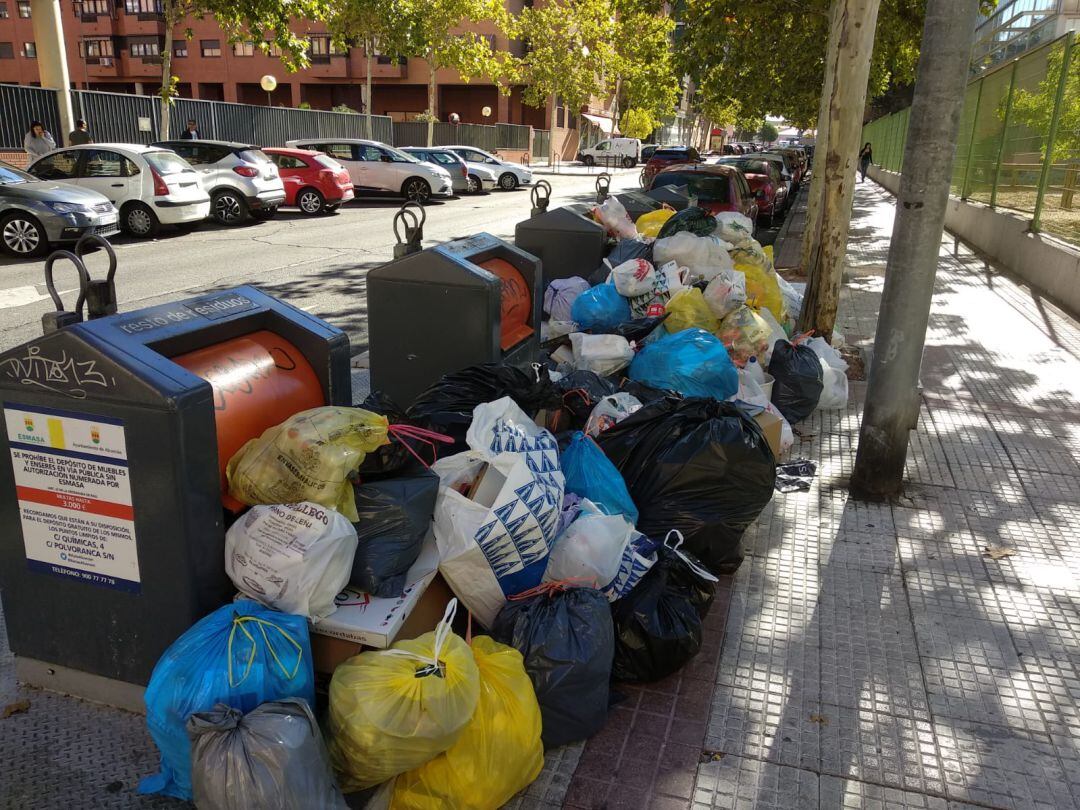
left=0, top=285, right=78, bottom=310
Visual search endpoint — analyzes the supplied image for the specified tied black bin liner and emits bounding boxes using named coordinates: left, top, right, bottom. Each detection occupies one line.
left=768, top=340, right=823, bottom=424
left=554, top=370, right=617, bottom=432
left=597, top=397, right=776, bottom=574
left=611, top=536, right=718, bottom=683
left=492, top=586, right=614, bottom=749
left=358, top=392, right=424, bottom=479
left=656, top=206, right=717, bottom=239
left=350, top=471, right=439, bottom=598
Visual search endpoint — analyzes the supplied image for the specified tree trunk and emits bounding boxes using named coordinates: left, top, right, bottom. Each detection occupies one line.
left=796, top=0, right=882, bottom=340
left=850, top=0, right=980, bottom=499
left=548, top=92, right=557, bottom=167
left=365, top=41, right=373, bottom=140
left=159, top=18, right=174, bottom=139
left=427, top=57, right=437, bottom=147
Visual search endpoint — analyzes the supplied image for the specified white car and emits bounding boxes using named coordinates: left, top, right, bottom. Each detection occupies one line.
left=27, top=144, right=210, bottom=237
left=286, top=138, right=453, bottom=204
left=577, top=137, right=641, bottom=168
left=400, top=146, right=496, bottom=194
left=444, top=146, right=533, bottom=191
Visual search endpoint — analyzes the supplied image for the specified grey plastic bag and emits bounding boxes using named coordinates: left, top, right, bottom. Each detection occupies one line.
left=187, top=698, right=346, bottom=810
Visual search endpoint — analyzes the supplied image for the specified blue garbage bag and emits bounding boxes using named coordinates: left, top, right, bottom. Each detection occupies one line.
left=139, top=600, right=316, bottom=801
left=571, top=283, right=631, bottom=332
left=629, top=328, right=738, bottom=401
left=561, top=431, right=639, bottom=524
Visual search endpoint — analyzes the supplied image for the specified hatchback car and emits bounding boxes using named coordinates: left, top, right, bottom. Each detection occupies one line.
left=650, top=164, right=758, bottom=225
left=640, top=143, right=660, bottom=162
left=713, top=157, right=789, bottom=224
left=444, top=146, right=533, bottom=190
left=750, top=151, right=802, bottom=189
left=262, top=148, right=353, bottom=215
left=0, top=160, right=119, bottom=257
left=401, top=146, right=496, bottom=194
left=286, top=138, right=453, bottom=204
left=152, top=140, right=286, bottom=225
left=28, top=144, right=210, bottom=238
left=643, top=146, right=701, bottom=184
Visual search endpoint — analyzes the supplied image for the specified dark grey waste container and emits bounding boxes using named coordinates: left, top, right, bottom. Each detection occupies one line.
left=368, top=233, right=542, bottom=408
left=0, top=286, right=350, bottom=690
left=645, top=184, right=692, bottom=210
left=615, top=190, right=664, bottom=222
left=514, top=206, right=606, bottom=288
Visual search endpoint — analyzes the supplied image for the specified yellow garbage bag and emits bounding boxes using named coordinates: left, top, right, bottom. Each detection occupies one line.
left=664, top=287, right=719, bottom=335
left=715, top=305, right=773, bottom=366
left=328, top=600, right=481, bottom=791
left=226, top=406, right=389, bottom=522
left=391, top=636, right=544, bottom=810
left=636, top=208, right=675, bottom=238
left=733, top=257, right=786, bottom=325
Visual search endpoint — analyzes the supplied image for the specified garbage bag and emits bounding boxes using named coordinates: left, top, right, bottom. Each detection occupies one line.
left=713, top=211, right=755, bottom=246
left=807, top=336, right=849, bottom=410
left=227, top=408, right=390, bottom=522
left=603, top=314, right=669, bottom=343
left=571, top=283, right=632, bottom=332
left=225, top=502, right=357, bottom=619
left=606, top=237, right=654, bottom=267
left=544, top=277, right=590, bottom=323
left=561, top=431, right=638, bottom=523
left=618, top=378, right=680, bottom=404
left=390, top=636, right=544, bottom=810
left=636, top=207, right=676, bottom=237
left=544, top=500, right=637, bottom=587
left=776, top=275, right=804, bottom=325
left=140, top=601, right=315, bottom=800
left=492, top=585, right=614, bottom=748
left=625, top=264, right=680, bottom=319
left=768, top=340, right=824, bottom=423
left=188, top=698, right=346, bottom=810
left=657, top=206, right=718, bottom=238
left=351, top=471, right=440, bottom=597
left=593, top=197, right=637, bottom=239
left=601, top=531, right=658, bottom=602
left=553, top=370, right=618, bottom=432
left=585, top=392, right=643, bottom=437
left=597, top=397, right=776, bottom=574
left=359, top=392, right=427, bottom=479
left=703, top=269, right=747, bottom=319
left=734, top=260, right=785, bottom=324
left=629, top=328, right=738, bottom=401
left=569, top=332, right=634, bottom=377
left=610, top=258, right=657, bottom=298
left=653, top=231, right=734, bottom=276
left=328, top=600, right=480, bottom=791
left=664, top=288, right=719, bottom=335
left=716, top=305, right=772, bottom=366
left=756, top=307, right=789, bottom=367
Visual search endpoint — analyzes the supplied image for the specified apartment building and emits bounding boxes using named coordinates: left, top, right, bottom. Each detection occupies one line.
left=971, top=0, right=1080, bottom=74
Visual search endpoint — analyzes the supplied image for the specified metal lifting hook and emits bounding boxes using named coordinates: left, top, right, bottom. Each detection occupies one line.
left=392, top=201, right=427, bottom=258
left=595, top=172, right=611, bottom=203
left=41, top=250, right=91, bottom=335
left=530, top=180, right=552, bottom=216
left=74, top=233, right=119, bottom=319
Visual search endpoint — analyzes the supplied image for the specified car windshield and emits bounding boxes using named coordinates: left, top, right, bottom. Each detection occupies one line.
left=239, top=149, right=272, bottom=164
left=428, top=152, right=460, bottom=165
left=314, top=155, right=344, bottom=171
left=654, top=171, right=730, bottom=202
left=145, top=151, right=192, bottom=175
left=726, top=159, right=770, bottom=175
left=653, top=149, right=692, bottom=161
left=0, top=163, right=31, bottom=184
left=385, top=146, right=419, bottom=163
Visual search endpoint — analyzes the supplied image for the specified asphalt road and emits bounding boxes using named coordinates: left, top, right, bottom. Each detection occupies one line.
left=0, top=167, right=784, bottom=354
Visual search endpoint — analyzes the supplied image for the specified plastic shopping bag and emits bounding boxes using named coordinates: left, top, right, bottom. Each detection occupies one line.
left=636, top=207, right=675, bottom=238
left=593, top=196, right=638, bottom=239
left=543, top=501, right=638, bottom=587
left=188, top=698, right=346, bottom=810
left=561, top=431, right=638, bottom=523
left=571, top=283, right=632, bottom=332
left=664, top=287, right=720, bottom=334
left=756, top=306, right=789, bottom=367
left=569, top=332, right=635, bottom=377
left=140, top=601, right=316, bottom=800
left=585, top=392, right=643, bottom=437
left=610, top=258, right=657, bottom=298
left=716, top=305, right=772, bottom=366
left=703, top=269, right=747, bottom=319
left=629, top=328, right=739, bottom=401
left=225, top=502, right=357, bottom=620
left=713, top=211, right=755, bottom=245
left=390, top=636, right=544, bottom=810
left=328, top=600, right=480, bottom=791
left=653, top=231, right=734, bottom=277
left=227, top=408, right=390, bottom=522
left=807, top=336, right=849, bottom=410
left=543, top=277, right=590, bottom=323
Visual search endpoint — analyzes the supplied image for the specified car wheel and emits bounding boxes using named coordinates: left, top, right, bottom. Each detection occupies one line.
left=297, top=188, right=325, bottom=215
left=402, top=177, right=432, bottom=204
left=498, top=173, right=518, bottom=191
left=466, top=174, right=482, bottom=194
left=622, top=156, right=635, bottom=169
left=0, top=212, right=47, bottom=257
left=251, top=206, right=278, bottom=221
left=121, top=202, right=159, bottom=238
left=212, top=190, right=248, bottom=225
left=583, top=155, right=595, bottom=167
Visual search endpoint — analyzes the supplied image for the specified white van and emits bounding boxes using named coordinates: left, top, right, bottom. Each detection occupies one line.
left=577, top=138, right=641, bottom=168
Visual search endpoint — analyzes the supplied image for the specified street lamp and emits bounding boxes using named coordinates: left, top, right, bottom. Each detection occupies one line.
left=260, top=74, right=277, bottom=107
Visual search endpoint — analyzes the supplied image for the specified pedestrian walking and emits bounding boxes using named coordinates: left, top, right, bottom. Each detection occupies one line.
left=68, top=119, right=92, bottom=145
left=180, top=119, right=201, bottom=140
left=858, top=142, right=873, bottom=183
left=23, top=121, right=56, bottom=163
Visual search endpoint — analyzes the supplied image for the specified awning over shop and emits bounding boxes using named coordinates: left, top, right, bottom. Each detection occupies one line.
left=582, top=113, right=614, bottom=134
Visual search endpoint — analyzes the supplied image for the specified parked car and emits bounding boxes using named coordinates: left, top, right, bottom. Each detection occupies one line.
left=286, top=138, right=453, bottom=203
left=152, top=140, right=286, bottom=225
left=0, top=160, right=119, bottom=257
left=262, top=147, right=354, bottom=215
left=401, top=146, right=495, bottom=194
left=444, top=146, right=533, bottom=191
left=27, top=144, right=210, bottom=238
left=649, top=163, right=758, bottom=226
left=643, top=146, right=701, bottom=184
left=576, top=137, right=641, bottom=168
left=755, top=149, right=803, bottom=187
left=713, top=157, right=788, bottom=225
left=747, top=151, right=801, bottom=193
left=640, top=143, right=660, bottom=162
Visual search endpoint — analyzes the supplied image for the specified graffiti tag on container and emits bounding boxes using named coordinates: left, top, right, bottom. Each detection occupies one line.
left=0, top=345, right=115, bottom=399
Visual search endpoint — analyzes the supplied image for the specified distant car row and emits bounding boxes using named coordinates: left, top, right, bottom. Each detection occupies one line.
left=0, top=138, right=533, bottom=257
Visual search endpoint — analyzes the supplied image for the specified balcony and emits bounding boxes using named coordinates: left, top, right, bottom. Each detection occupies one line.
left=371, top=56, right=407, bottom=79
left=303, top=53, right=349, bottom=78
left=84, top=56, right=119, bottom=76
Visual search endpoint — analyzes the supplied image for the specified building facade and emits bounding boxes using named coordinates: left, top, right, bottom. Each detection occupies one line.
left=971, top=0, right=1080, bottom=74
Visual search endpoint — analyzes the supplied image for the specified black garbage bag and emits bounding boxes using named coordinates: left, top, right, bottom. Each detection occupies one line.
left=768, top=340, right=824, bottom=424
left=617, top=379, right=680, bottom=404
left=350, top=470, right=439, bottom=597
left=611, top=536, right=718, bottom=683
left=552, top=370, right=618, bottom=432
left=407, top=363, right=561, bottom=452
left=357, top=392, right=428, bottom=479
left=657, top=206, right=717, bottom=239
left=597, top=397, right=775, bottom=574
left=606, top=238, right=654, bottom=267
left=598, top=314, right=669, bottom=343
left=492, top=586, right=614, bottom=749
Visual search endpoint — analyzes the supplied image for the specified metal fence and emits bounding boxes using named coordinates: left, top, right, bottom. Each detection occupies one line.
left=0, top=84, right=61, bottom=150
left=533, top=129, right=551, bottom=160
left=863, top=31, right=1080, bottom=247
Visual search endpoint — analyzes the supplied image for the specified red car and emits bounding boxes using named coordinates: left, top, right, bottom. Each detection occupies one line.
left=642, top=145, right=701, bottom=184
left=713, top=157, right=789, bottom=226
left=649, top=164, right=758, bottom=224
left=263, top=147, right=354, bottom=215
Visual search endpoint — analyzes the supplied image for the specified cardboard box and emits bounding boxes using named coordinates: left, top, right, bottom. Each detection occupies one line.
left=754, top=410, right=783, bottom=459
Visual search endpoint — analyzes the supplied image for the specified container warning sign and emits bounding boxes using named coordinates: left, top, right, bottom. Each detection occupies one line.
left=4, top=403, right=140, bottom=593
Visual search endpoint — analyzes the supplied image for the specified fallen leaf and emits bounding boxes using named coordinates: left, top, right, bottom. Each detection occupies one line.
left=699, top=750, right=725, bottom=763
left=809, top=713, right=829, bottom=726
left=2, top=699, right=30, bottom=718
left=984, top=546, right=1016, bottom=560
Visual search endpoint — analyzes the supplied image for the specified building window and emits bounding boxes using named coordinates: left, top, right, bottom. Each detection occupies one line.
left=130, top=41, right=160, bottom=57
left=74, top=0, right=110, bottom=16
left=79, top=38, right=114, bottom=57
left=23, top=42, right=36, bottom=58
left=174, top=42, right=187, bottom=58
left=266, top=42, right=281, bottom=57
left=0, top=3, right=8, bottom=19
left=200, top=39, right=220, bottom=57
left=0, top=42, right=13, bottom=59
left=233, top=41, right=255, bottom=57
left=17, top=0, right=30, bottom=17
left=124, top=0, right=162, bottom=13
left=308, top=35, right=340, bottom=58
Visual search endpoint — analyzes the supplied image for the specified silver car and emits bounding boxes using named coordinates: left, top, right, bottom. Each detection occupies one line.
left=400, top=146, right=496, bottom=194
left=0, top=160, right=119, bottom=258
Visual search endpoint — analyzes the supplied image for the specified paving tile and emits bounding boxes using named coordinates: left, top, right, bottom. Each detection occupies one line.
left=693, top=753, right=818, bottom=810
left=920, top=657, right=1048, bottom=735
left=818, top=775, right=949, bottom=809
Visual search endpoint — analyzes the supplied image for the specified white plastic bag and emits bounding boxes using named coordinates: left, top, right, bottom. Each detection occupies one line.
left=776, top=275, right=804, bottom=322
left=225, top=502, right=357, bottom=620
left=703, top=269, right=747, bottom=319
left=543, top=500, right=637, bottom=588
left=610, top=258, right=656, bottom=298
left=585, top=392, right=643, bottom=437
left=569, top=333, right=635, bottom=377
left=757, top=307, right=789, bottom=367
left=714, top=212, right=755, bottom=246
left=544, top=277, right=590, bottom=323
left=593, top=197, right=637, bottom=239
left=600, top=531, right=657, bottom=602
left=807, top=337, right=848, bottom=410
left=653, top=232, right=734, bottom=277
left=542, top=319, right=576, bottom=341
